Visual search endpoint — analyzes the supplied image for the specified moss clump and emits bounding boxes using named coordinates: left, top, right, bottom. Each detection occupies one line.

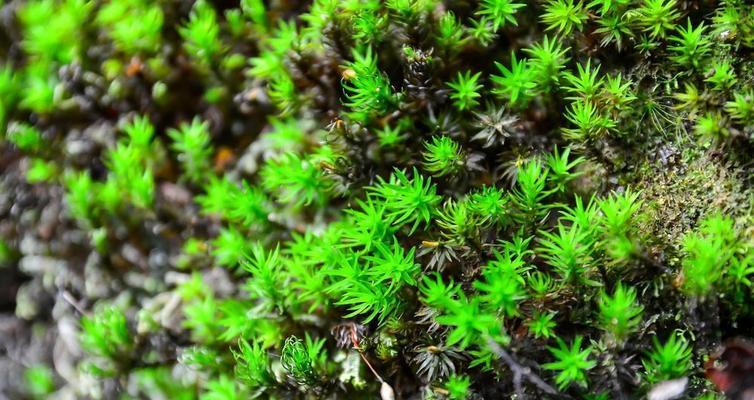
left=2, top=0, right=754, bottom=399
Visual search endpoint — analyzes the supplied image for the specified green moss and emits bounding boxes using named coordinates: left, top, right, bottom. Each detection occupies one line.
left=24, top=365, right=55, bottom=398
left=4, top=0, right=754, bottom=398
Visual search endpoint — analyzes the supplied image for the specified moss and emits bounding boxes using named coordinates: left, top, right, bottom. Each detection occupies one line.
left=638, top=146, right=752, bottom=266
left=2, top=0, right=754, bottom=399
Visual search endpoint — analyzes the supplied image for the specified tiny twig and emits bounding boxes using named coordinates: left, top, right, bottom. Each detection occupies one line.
left=62, top=291, right=87, bottom=315
left=349, top=325, right=384, bottom=384
left=486, top=338, right=570, bottom=399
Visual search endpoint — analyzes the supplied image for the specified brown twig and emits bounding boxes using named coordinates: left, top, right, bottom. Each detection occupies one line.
left=349, top=324, right=385, bottom=384
left=486, top=337, right=570, bottom=400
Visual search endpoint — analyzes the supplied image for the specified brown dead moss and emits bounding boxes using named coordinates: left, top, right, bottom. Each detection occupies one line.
left=637, top=145, right=752, bottom=268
